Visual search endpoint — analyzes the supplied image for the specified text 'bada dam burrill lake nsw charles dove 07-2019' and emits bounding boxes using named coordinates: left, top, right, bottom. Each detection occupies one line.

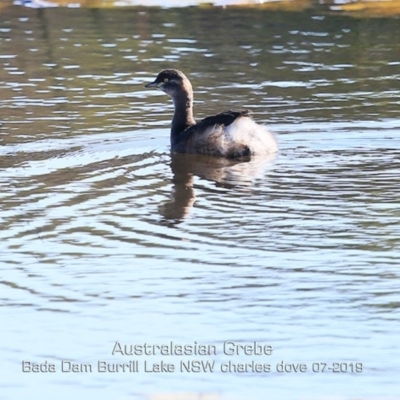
left=1, top=1, right=400, bottom=400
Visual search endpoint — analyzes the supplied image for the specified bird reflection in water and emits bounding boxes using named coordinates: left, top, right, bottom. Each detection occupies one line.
left=159, top=152, right=277, bottom=224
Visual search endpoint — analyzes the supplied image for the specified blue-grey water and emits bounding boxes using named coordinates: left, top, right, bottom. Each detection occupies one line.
left=1, top=3, right=400, bottom=400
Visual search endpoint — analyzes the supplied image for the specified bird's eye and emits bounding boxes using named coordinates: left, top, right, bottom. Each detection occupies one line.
left=164, top=78, right=169, bottom=82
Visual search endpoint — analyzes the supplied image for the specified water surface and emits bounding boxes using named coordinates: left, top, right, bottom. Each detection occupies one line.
left=1, top=4, right=400, bottom=400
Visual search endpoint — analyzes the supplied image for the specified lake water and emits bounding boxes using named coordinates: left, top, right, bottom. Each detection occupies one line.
left=1, top=3, right=400, bottom=400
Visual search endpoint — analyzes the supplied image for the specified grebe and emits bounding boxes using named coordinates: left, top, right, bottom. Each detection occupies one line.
left=145, top=69, right=277, bottom=158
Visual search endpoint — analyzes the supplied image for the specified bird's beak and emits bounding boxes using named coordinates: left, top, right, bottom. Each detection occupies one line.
left=145, top=81, right=161, bottom=88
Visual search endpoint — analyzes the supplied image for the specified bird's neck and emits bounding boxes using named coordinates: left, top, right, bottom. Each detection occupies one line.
left=171, top=91, right=196, bottom=144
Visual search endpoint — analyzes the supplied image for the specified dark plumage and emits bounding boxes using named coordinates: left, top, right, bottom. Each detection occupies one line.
left=145, top=69, right=277, bottom=158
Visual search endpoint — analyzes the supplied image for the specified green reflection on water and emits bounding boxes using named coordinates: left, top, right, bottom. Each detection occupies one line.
left=0, top=6, right=399, bottom=141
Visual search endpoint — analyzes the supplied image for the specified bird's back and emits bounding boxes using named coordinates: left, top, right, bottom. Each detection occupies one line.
left=173, top=110, right=277, bottom=158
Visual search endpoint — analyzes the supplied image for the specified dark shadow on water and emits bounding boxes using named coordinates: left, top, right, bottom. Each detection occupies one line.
left=159, top=152, right=277, bottom=224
